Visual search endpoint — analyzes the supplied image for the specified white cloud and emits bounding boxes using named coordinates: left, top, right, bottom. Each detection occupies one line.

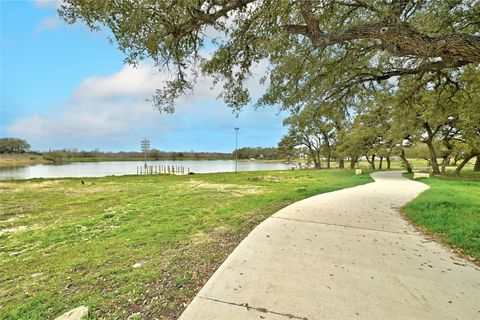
left=8, top=100, right=160, bottom=143
left=72, top=63, right=168, bottom=101
left=33, top=0, right=63, bottom=9
left=5, top=64, right=222, bottom=148
left=71, top=60, right=240, bottom=103
left=32, top=0, right=64, bottom=34
left=5, top=61, right=276, bottom=151
left=34, top=15, right=61, bottom=34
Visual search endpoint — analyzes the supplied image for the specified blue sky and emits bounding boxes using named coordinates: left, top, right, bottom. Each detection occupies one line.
left=0, top=0, right=288, bottom=152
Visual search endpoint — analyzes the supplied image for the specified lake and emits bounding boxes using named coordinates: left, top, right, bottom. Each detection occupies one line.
left=0, top=160, right=298, bottom=180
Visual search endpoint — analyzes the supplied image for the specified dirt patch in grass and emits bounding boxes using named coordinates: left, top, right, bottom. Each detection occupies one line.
left=0, top=180, right=63, bottom=192
left=185, top=180, right=264, bottom=196
left=0, top=225, right=29, bottom=235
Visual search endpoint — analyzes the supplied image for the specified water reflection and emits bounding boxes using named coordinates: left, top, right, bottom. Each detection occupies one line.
left=0, top=160, right=297, bottom=180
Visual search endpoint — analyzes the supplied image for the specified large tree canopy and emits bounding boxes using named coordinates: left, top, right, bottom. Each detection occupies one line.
left=59, top=0, right=480, bottom=112
left=0, top=138, right=31, bottom=154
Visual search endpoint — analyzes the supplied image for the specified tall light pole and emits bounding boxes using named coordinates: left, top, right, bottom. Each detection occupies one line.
left=141, top=138, right=150, bottom=169
left=234, top=127, right=239, bottom=173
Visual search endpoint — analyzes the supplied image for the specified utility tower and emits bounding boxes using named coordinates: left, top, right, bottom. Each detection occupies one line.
left=141, top=138, right=150, bottom=168
left=234, top=128, right=239, bottom=173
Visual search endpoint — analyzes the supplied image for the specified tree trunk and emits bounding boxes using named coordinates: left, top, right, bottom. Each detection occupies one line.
left=321, top=132, right=332, bottom=169
left=338, top=158, right=345, bottom=169
left=365, top=154, right=373, bottom=169
left=386, top=156, right=391, bottom=169
left=400, top=148, right=412, bottom=173
left=315, top=150, right=322, bottom=169
left=308, top=147, right=321, bottom=169
left=379, top=156, right=383, bottom=170
left=350, top=156, right=357, bottom=169
left=454, top=154, right=477, bottom=175
left=440, top=156, right=450, bottom=175
left=423, top=122, right=441, bottom=175
left=317, top=150, right=322, bottom=169
left=312, top=155, right=321, bottom=169
left=424, top=140, right=440, bottom=175
left=370, top=155, right=376, bottom=170
left=453, top=155, right=459, bottom=166
left=474, top=156, right=480, bottom=171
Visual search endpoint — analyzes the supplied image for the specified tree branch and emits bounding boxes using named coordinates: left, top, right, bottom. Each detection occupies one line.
left=284, top=21, right=480, bottom=64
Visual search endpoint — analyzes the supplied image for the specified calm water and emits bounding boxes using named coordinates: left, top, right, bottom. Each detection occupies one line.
left=0, top=160, right=298, bottom=180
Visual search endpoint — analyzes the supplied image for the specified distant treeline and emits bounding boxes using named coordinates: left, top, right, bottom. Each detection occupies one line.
left=42, top=147, right=291, bottom=162
left=235, top=147, right=293, bottom=160
left=43, top=149, right=232, bottom=161
left=1, top=137, right=293, bottom=162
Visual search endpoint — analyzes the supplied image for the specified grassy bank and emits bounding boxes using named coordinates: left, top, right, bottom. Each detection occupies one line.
left=0, top=154, right=51, bottom=167
left=0, top=170, right=372, bottom=319
left=403, top=171, right=480, bottom=261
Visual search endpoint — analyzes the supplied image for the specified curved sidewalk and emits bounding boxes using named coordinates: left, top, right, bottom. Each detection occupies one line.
left=179, top=171, right=480, bottom=320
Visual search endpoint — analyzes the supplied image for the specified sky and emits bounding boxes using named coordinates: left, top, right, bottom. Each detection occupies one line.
left=0, top=0, right=288, bottom=152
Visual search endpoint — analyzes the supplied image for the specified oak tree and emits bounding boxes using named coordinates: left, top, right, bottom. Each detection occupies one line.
left=59, top=0, right=480, bottom=112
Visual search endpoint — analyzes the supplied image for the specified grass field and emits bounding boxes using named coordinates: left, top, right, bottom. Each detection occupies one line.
left=403, top=171, right=480, bottom=261
left=0, top=154, right=51, bottom=167
left=0, top=170, right=372, bottom=319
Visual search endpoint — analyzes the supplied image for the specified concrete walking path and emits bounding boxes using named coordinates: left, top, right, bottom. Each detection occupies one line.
left=179, top=171, right=480, bottom=320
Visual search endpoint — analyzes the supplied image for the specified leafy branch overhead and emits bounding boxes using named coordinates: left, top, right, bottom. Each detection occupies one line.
left=59, top=0, right=480, bottom=111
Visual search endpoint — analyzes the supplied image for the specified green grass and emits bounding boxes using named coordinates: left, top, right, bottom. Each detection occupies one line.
left=0, top=169, right=372, bottom=319
left=403, top=171, right=480, bottom=261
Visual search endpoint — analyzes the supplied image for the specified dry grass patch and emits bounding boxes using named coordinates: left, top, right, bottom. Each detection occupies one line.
left=184, top=180, right=264, bottom=196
